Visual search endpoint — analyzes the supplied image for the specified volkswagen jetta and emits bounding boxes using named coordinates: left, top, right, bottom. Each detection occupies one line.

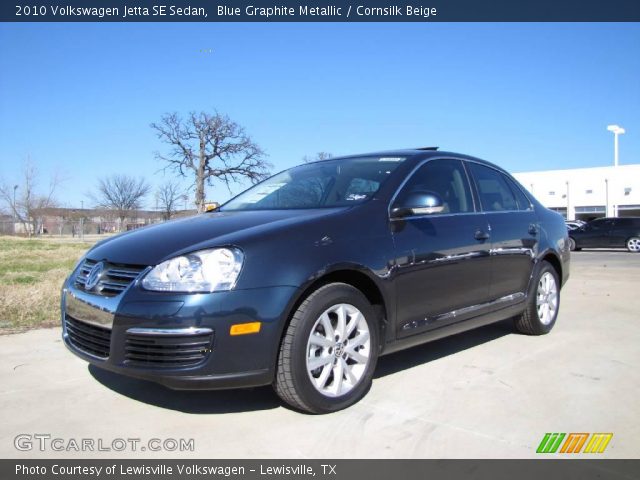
left=61, top=148, right=570, bottom=413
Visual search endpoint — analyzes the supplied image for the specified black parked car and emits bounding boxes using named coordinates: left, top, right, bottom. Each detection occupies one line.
left=61, top=149, right=570, bottom=413
left=565, top=220, right=586, bottom=231
left=568, top=217, right=640, bottom=252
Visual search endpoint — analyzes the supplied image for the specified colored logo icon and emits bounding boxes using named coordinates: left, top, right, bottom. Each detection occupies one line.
left=536, top=433, right=613, bottom=454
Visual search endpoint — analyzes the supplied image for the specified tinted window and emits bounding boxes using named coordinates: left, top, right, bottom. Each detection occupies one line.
left=393, top=159, right=473, bottom=214
left=468, top=163, right=518, bottom=212
left=588, top=219, right=614, bottom=230
left=221, top=157, right=403, bottom=211
left=506, top=177, right=533, bottom=211
left=614, top=218, right=639, bottom=228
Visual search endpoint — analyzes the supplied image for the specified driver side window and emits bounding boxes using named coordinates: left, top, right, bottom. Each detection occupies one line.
left=393, top=159, right=473, bottom=214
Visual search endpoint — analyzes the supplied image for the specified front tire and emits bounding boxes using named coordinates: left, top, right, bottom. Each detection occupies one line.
left=274, top=283, right=379, bottom=414
left=627, top=237, right=640, bottom=253
left=514, top=261, right=560, bottom=335
left=568, top=237, right=580, bottom=251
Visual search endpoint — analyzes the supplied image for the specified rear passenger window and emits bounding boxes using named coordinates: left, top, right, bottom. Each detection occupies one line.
left=506, top=177, right=533, bottom=211
left=615, top=218, right=632, bottom=227
left=468, top=163, right=518, bottom=212
left=590, top=219, right=614, bottom=230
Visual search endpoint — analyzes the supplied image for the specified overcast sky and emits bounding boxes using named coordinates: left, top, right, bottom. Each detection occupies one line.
left=1, top=23, right=638, bottom=208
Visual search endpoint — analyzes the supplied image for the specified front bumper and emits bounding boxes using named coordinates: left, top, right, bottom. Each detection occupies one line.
left=61, top=277, right=298, bottom=390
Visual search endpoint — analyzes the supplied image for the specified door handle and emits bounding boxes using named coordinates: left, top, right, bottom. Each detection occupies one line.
left=528, top=223, right=539, bottom=235
left=474, top=230, right=490, bottom=241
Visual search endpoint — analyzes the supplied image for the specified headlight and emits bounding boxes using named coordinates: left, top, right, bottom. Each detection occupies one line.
left=141, top=248, right=244, bottom=293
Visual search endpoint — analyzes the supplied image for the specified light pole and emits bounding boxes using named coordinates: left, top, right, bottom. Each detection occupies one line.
left=605, top=179, right=609, bottom=218
left=565, top=181, right=571, bottom=220
left=607, top=124, right=625, bottom=167
left=607, top=124, right=625, bottom=217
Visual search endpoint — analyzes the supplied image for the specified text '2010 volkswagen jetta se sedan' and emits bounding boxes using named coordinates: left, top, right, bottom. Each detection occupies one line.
left=61, top=148, right=570, bottom=413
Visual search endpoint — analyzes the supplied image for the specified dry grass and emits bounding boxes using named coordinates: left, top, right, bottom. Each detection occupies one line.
left=0, top=236, right=96, bottom=334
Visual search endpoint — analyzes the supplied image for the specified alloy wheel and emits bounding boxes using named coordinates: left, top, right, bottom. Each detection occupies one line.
left=536, top=271, right=558, bottom=325
left=306, top=303, right=371, bottom=397
left=627, top=237, right=640, bottom=253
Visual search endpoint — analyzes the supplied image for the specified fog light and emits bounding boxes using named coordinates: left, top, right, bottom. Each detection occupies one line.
left=230, top=322, right=261, bottom=336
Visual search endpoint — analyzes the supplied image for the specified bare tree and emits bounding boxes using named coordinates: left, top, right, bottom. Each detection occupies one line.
left=151, top=111, right=271, bottom=212
left=0, top=157, right=61, bottom=237
left=303, top=152, right=333, bottom=163
left=89, top=175, right=150, bottom=231
left=155, top=180, right=184, bottom=221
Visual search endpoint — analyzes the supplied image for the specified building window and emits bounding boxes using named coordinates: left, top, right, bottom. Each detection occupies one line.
left=624, top=187, right=632, bottom=196
left=549, top=191, right=555, bottom=196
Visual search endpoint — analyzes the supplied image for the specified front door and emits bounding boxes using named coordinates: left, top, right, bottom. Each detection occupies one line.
left=391, top=159, right=492, bottom=338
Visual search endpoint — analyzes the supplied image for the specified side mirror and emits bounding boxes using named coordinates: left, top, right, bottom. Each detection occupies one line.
left=391, top=191, right=445, bottom=219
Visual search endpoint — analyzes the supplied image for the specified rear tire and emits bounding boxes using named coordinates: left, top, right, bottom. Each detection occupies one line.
left=627, top=237, right=640, bottom=253
left=274, top=283, right=379, bottom=414
left=514, top=261, right=560, bottom=335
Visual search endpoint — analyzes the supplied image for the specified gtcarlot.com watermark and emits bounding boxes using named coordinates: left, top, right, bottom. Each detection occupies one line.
left=14, top=434, right=195, bottom=452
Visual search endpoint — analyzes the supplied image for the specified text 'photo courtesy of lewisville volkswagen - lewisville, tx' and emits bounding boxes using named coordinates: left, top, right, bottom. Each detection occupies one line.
left=1, top=2, right=639, bottom=480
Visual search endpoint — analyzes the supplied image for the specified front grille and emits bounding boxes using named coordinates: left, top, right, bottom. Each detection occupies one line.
left=65, top=315, right=111, bottom=358
left=125, top=331, right=214, bottom=368
left=75, top=259, right=146, bottom=297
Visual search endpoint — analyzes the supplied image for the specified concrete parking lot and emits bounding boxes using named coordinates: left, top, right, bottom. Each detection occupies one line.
left=1, top=251, right=639, bottom=458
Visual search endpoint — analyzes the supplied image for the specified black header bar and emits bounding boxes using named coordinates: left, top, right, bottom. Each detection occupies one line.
left=2, top=459, right=640, bottom=480
left=3, top=0, right=640, bottom=22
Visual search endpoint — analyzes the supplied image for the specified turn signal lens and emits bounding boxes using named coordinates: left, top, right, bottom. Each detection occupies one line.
left=230, top=322, right=261, bottom=336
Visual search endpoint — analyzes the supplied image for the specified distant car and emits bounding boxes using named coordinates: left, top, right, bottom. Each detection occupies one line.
left=61, top=149, right=570, bottom=413
left=568, top=217, right=640, bottom=252
left=565, top=220, right=586, bottom=231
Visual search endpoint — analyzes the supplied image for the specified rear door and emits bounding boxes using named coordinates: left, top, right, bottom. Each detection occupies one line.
left=467, top=162, right=538, bottom=303
left=579, top=218, right=615, bottom=247
left=609, top=218, right=632, bottom=247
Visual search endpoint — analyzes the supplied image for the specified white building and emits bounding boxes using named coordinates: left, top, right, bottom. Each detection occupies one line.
left=513, top=164, right=640, bottom=221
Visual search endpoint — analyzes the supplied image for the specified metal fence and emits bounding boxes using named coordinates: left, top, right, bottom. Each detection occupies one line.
left=0, top=218, right=165, bottom=237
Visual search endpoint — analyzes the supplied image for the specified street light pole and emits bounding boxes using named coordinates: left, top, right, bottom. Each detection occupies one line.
left=566, top=181, right=571, bottom=220
left=605, top=178, right=609, bottom=218
left=607, top=124, right=625, bottom=217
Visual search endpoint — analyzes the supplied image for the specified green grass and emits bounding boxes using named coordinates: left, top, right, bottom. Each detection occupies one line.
left=0, top=236, right=95, bottom=333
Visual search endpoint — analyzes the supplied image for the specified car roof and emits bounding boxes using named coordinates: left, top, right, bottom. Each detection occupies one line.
left=319, top=148, right=502, bottom=171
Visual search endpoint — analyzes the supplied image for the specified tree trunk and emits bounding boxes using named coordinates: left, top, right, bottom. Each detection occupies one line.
left=196, top=139, right=207, bottom=213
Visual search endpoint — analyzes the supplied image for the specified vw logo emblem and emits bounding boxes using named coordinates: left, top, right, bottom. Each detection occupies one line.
left=85, top=261, right=105, bottom=291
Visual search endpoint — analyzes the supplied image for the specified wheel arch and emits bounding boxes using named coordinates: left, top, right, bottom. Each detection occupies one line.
left=275, top=267, right=390, bottom=362
left=540, top=251, right=563, bottom=286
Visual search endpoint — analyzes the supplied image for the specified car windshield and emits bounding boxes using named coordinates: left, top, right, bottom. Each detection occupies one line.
left=220, top=156, right=405, bottom=211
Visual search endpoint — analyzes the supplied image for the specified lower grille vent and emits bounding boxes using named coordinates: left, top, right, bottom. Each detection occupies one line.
left=65, top=315, right=111, bottom=358
left=125, top=330, right=214, bottom=368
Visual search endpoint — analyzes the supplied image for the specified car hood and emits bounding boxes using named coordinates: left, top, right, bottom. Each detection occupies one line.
left=87, top=208, right=346, bottom=266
